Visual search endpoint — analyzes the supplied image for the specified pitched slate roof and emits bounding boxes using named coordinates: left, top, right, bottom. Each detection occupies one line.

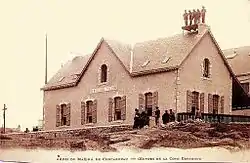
left=41, top=25, right=238, bottom=91
left=42, top=54, right=92, bottom=90
left=131, top=31, right=203, bottom=75
left=223, top=46, right=250, bottom=76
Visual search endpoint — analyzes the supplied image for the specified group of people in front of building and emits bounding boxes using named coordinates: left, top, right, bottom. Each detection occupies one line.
left=133, top=107, right=176, bottom=129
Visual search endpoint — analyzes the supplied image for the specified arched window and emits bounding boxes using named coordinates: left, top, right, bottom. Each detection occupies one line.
left=101, top=64, right=107, bottom=83
left=203, top=58, right=210, bottom=78
left=86, top=101, right=93, bottom=123
left=114, top=97, right=122, bottom=120
left=145, top=92, right=153, bottom=116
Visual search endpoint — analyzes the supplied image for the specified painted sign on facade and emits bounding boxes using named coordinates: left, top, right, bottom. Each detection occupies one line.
left=91, top=86, right=117, bottom=94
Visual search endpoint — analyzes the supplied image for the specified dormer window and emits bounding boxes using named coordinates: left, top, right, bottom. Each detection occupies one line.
left=162, top=56, right=171, bottom=63
left=58, top=77, right=65, bottom=82
left=142, top=60, right=150, bottom=67
left=101, top=64, right=107, bottom=83
left=203, top=58, right=210, bottom=78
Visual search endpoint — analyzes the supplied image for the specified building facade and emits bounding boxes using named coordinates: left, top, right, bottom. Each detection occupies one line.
left=42, top=24, right=235, bottom=131
left=224, top=46, right=250, bottom=115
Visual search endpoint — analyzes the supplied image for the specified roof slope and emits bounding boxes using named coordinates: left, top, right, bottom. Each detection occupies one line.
left=223, top=46, right=250, bottom=76
left=131, top=31, right=204, bottom=75
left=105, top=39, right=132, bottom=72
left=43, top=54, right=92, bottom=90
left=42, top=24, right=237, bottom=91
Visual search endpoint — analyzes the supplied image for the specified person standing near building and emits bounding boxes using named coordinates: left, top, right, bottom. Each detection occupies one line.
left=169, top=109, right=176, bottom=122
left=162, top=110, right=170, bottom=124
left=195, top=108, right=202, bottom=120
left=155, top=107, right=160, bottom=126
left=133, top=108, right=140, bottom=129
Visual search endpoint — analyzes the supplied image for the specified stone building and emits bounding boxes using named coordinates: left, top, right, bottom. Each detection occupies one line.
left=41, top=24, right=237, bottom=131
left=224, top=46, right=250, bottom=115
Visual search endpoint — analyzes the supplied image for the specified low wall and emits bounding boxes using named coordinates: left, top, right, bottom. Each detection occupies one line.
left=2, top=124, right=133, bottom=140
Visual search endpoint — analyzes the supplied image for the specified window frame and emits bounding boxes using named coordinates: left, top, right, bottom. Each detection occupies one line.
left=145, top=92, right=153, bottom=116
left=191, top=91, right=199, bottom=113
left=212, top=94, right=219, bottom=114
left=114, top=96, right=122, bottom=121
left=100, top=64, right=108, bottom=83
left=86, top=100, right=94, bottom=123
left=203, top=58, right=210, bottom=78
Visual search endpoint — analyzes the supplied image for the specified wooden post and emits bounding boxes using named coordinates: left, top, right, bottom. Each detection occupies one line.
left=3, top=104, right=7, bottom=134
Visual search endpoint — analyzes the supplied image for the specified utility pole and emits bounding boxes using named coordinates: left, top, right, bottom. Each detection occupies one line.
left=43, top=33, right=48, bottom=130
left=3, top=104, right=7, bottom=134
left=45, top=33, right=48, bottom=84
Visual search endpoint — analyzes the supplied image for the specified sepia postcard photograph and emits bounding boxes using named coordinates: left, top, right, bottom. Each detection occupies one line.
left=1, top=0, right=250, bottom=162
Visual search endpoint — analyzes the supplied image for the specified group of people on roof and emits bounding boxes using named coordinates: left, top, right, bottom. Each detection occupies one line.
left=183, top=6, right=207, bottom=26
left=133, top=107, right=176, bottom=129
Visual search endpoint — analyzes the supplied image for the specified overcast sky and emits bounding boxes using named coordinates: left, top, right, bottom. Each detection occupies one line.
left=0, top=0, right=250, bottom=130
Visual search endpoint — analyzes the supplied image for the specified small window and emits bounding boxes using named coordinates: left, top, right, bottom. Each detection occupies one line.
left=142, top=60, right=150, bottom=67
left=59, top=77, right=65, bottom=82
left=100, top=64, right=107, bottom=83
left=114, top=97, right=122, bottom=121
left=86, top=101, right=93, bottom=123
left=145, top=92, right=153, bottom=116
left=60, top=104, right=67, bottom=126
left=203, top=58, right=210, bottom=78
left=162, top=56, right=171, bottom=63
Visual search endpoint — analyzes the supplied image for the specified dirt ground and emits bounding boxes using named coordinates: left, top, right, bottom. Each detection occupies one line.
left=1, top=121, right=250, bottom=152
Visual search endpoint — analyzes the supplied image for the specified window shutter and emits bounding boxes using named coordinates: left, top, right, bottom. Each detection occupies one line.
left=56, top=104, right=61, bottom=127
left=121, top=96, right=126, bottom=120
left=81, top=101, right=86, bottom=125
left=208, top=93, right=213, bottom=113
left=139, top=93, right=145, bottom=112
left=152, top=91, right=158, bottom=117
left=200, top=93, right=205, bottom=113
left=186, top=90, right=192, bottom=113
left=66, top=103, right=71, bottom=126
left=92, top=99, right=97, bottom=123
left=220, top=96, right=224, bottom=114
left=108, top=98, right=113, bottom=122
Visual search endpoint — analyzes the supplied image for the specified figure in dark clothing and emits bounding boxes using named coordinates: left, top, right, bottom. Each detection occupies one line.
left=201, top=6, right=206, bottom=23
left=169, top=109, right=176, bottom=122
left=133, top=108, right=140, bottom=129
left=139, top=111, right=147, bottom=128
left=196, top=9, right=201, bottom=24
left=183, top=10, right=188, bottom=26
left=188, top=10, right=193, bottom=25
left=195, top=108, right=202, bottom=120
left=162, top=110, right=170, bottom=124
left=155, top=107, right=160, bottom=126
left=145, top=111, right=150, bottom=126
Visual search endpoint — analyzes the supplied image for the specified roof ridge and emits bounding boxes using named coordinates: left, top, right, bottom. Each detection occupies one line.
left=134, top=33, right=183, bottom=46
